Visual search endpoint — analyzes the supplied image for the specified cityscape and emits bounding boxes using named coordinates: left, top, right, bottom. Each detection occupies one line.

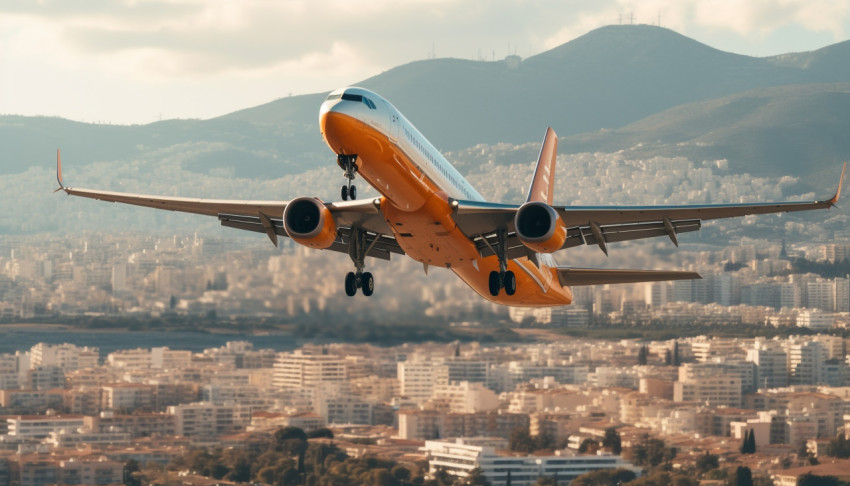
left=0, top=229, right=849, bottom=484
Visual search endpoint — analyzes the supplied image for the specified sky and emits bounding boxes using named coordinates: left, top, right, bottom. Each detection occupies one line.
left=2, top=0, right=849, bottom=125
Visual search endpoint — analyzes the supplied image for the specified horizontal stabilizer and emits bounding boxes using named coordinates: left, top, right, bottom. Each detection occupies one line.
left=557, top=267, right=701, bottom=286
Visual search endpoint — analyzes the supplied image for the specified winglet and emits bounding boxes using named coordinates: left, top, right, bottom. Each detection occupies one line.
left=828, top=162, right=846, bottom=207
left=54, top=149, right=67, bottom=193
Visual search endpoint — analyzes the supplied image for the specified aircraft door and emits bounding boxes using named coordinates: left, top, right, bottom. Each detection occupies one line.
left=385, top=101, right=400, bottom=143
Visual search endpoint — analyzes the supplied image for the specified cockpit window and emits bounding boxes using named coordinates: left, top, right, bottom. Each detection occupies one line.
left=326, top=93, right=342, bottom=100
left=340, top=92, right=377, bottom=110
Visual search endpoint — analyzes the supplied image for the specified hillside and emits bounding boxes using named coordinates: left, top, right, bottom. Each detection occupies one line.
left=563, top=83, right=850, bottom=191
left=5, top=25, right=850, bottom=180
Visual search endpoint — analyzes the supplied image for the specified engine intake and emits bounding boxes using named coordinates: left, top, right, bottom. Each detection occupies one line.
left=514, top=201, right=567, bottom=253
left=283, top=197, right=337, bottom=249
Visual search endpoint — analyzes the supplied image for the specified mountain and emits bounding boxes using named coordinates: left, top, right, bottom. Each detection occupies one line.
left=563, top=83, right=850, bottom=190
left=2, top=25, right=850, bottom=186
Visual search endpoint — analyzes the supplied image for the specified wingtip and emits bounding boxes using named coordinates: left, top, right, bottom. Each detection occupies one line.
left=830, top=162, right=846, bottom=206
left=55, top=149, right=66, bottom=192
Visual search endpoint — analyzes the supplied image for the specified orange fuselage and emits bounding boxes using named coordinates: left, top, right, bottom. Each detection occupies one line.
left=320, top=101, right=572, bottom=307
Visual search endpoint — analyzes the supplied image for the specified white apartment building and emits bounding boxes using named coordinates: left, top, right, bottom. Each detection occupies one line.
left=6, top=414, right=86, bottom=438
left=273, top=350, right=346, bottom=390
left=747, top=343, right=789, bottom=389
left=674, top=372, right=742, bottom=408
left=797, top=310, right=834, bottom=330
left=423, top=439, right=640, bottom=486
left=168, top=401, right=252, bottom=438
left=30, top=343, right=99, bottom=371
left=430, top=381, right=499, bottom=413
left=107, top=348, right=152, bottom=369
left=788, top=341, right=826, bottom=385
left=398, top=359, right=435, bottom=401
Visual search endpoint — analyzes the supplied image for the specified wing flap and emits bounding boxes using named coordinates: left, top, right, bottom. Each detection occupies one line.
left=557, top=268, right=702, bottom=286
left=219, top=214, right=402, bottom=261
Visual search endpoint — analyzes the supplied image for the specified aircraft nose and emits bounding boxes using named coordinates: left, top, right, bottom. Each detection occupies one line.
left=319, top=101, right=358, bottom=153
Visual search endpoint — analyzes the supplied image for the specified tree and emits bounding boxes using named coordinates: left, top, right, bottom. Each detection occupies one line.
left=570, top=468, right=637, bottom=486
left=672, top=341, right=680, bottom=367
left=602, top=428, right=622, bottom=455
left=625, top=435, right=676, bottom=469
left=797, top=472, right=841, bottom=486
left=307, top=427, right=334, bottom=439
left=826, top=433, right=850, bottom=458
left=732, top=466, right=753, bottom=486
left=578, top=438, right=600, bottom=454
left=462, top=467, right=491, bottom=486
left=637, top=345, right=649, bottom=365
left=123, top=459, right=142, bottom=486
left=694, top=453, right=719, bottom=475
left=509, top=427, right=536, bottom=453
left=740, top=429, right=756, bottom=454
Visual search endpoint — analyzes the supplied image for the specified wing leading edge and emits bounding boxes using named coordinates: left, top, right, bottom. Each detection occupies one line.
left=55, top=152, right=401, bottom=261
left=452, top=163, right=845, bottom=251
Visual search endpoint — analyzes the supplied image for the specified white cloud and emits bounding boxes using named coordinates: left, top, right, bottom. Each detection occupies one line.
left=2, top=0, right=849, bottom=122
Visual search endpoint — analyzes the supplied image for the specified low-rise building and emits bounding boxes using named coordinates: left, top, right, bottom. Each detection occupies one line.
left=423, top=438, right=640, bottom=486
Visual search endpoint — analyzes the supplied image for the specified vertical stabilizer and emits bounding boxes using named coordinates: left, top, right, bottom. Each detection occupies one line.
left=526, top=127, right=558, bottom=204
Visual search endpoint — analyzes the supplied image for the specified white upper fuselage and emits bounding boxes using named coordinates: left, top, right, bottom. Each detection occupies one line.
left=320, top=87, right=485, bottom=203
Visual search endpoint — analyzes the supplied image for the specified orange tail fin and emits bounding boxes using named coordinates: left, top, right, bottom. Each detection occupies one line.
left=526, top=127, right=558, bottom=204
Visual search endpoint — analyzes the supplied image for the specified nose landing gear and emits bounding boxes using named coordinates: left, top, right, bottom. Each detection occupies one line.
left=338, top=154, right=358, bottom=200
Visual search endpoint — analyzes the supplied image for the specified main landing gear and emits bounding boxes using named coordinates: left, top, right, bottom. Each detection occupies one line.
left=487, top=228, right=517, bottom=297
left=344, top=226, right=377, bottom=297
left=338, top=154, right=358, bottom=200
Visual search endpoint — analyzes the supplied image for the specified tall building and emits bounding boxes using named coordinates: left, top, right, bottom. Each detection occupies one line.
left=747, top=342, right=788, bottom=389
left=807, top=281, right=835, bottom=311
left=398, top=358, right=435, bottom=401
left=788, top=341, right=826, bottom=385
left=273, top=350, right=346, bottom=390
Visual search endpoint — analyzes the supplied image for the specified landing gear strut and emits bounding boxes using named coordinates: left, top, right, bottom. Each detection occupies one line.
left=487, top=228, right=516, bottom=297
left=338, top=154, right=358, bottom=200
left=344, top=226, right=377, bottom=297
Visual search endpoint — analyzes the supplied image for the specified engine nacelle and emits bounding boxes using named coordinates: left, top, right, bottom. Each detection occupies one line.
left=283, top=197, right=337, bottom=249
left=514, top=201, right=567, bottom=253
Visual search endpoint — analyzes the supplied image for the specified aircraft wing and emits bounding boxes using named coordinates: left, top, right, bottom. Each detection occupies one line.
left=452, top=163, right=845, bottom=257
left=55, top=155, right=401, bottom=261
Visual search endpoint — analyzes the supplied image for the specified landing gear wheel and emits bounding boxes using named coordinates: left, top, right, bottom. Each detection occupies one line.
left=361, top=272, right=374, bottom=296
left=344, top=272, right=357, bottom=296
left=349, top=185, right=357, bottom=200
left=341, top=185, right=349, bottom=201
left=488, top=271, right=501, bottom=297
left=504, top=271, right=517, bottom=296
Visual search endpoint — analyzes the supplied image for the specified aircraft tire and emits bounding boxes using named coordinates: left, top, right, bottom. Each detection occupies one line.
left=362, top=272, right=374, bottom=296
left=341, top=185, right=349, bottom=201
left=350, top=185, right=357, bottom=200
left=488, top=271, right=500, bottom=296
left=345, top=272, right=357, bottom=296
left=504, top=271, right=517, bottom=296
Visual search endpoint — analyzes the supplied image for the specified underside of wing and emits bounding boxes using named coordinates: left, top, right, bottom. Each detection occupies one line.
left=451, top=164, right=843, bottom=257
left=219, top=213, right=402, bottom=261
left=56, top=157, right=400, bottom=260
left=557, top=268, right=702, bottom=286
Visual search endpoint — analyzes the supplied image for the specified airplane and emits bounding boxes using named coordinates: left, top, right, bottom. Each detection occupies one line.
left=56, top=86, right=845, bottom=307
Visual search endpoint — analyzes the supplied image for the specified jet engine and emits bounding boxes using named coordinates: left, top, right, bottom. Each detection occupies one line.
left=514, top=201, right=567, bottom=253
left=283, top=197, right=337, bottom=249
